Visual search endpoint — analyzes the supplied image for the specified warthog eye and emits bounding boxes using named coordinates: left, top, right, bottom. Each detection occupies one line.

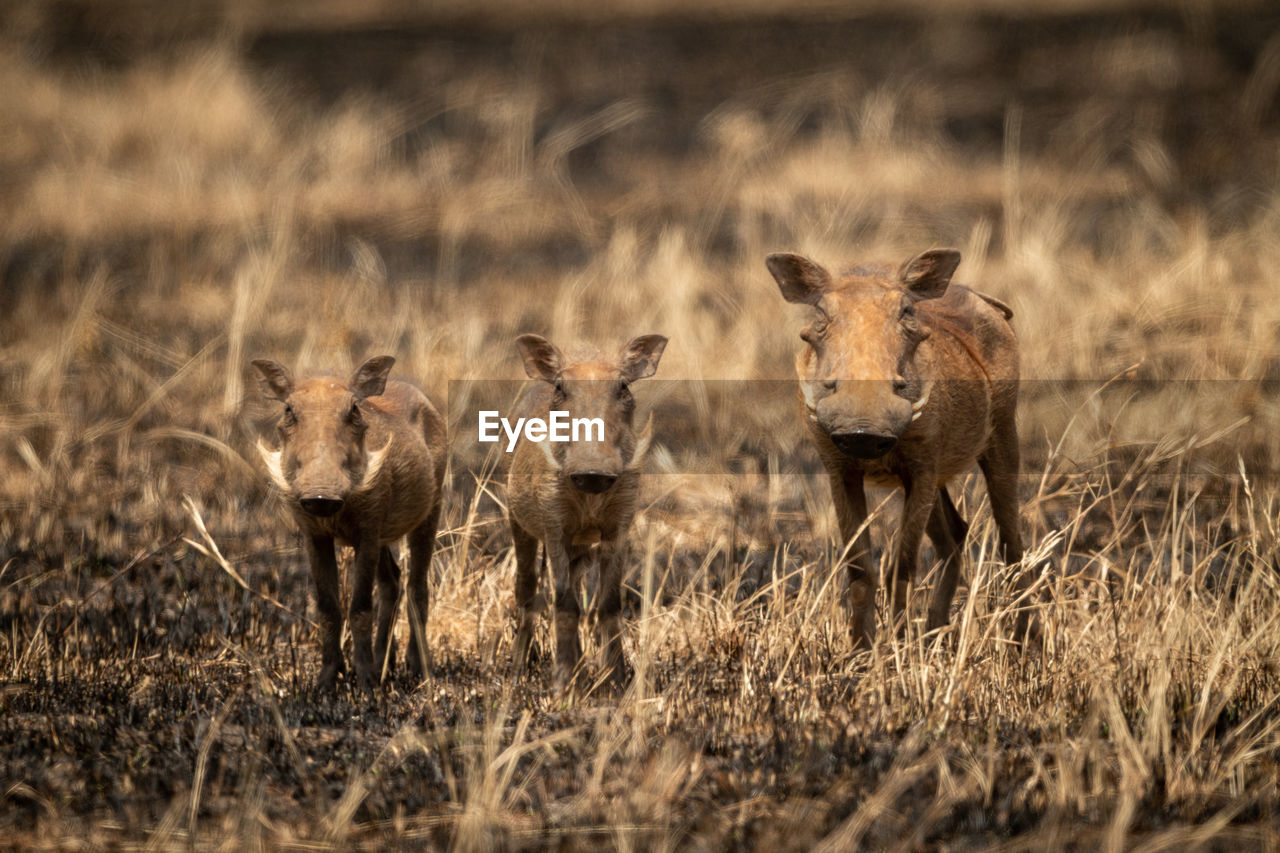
left=281, top=404, right=296, bottom=427
left=800, top=320, right=828, bottom=346
left=552, top=379, right=566, bottom=399
left=348, top=402, right=364, bottom=427
left=900, top=301, right=926, bottom=339
left=616, top=382, right=633, bottom=404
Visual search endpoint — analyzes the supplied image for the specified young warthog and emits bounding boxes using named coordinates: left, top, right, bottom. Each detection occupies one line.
left=252, top=356, right=447, bottom=690
left=766, top=249, right=1028, bottom=647
left=506, top=333, right=666, bottom=689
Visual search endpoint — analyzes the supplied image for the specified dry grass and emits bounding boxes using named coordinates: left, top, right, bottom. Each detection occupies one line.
left=3, top=3, right=1280, bottom=849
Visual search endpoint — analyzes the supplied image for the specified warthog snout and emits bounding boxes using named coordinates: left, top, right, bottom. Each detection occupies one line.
left=299, top=495, right=344, bottom=517
left=812, top=384, right=916, bottom=459
left=569, top=470, right=618, bottom=493
left=829, top=429, right=898, bottom=460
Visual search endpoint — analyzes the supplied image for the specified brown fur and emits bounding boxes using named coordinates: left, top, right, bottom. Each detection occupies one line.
left=506, top=333, right=666, bottom=689
left=252, top=356, right=447, bottom=691
left=766, top=249, right=1028, bottom=647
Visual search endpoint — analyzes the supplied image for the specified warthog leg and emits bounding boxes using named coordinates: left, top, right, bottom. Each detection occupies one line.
left=833, top=467, right=876, bottom=650
left=979, top=409, right=1030, bottom=642
left=891, top=466, right=939, bottom=631
left=925, top=487, right=969, bottom=632
left=348, top=536, right=380, bottom=691
left=405, top=508, right=439, bottom=681
left=548, top=540, right=582, bottom=690
left=596, top=540, right=628, bottom=688
left=305, top=534, right=345, bottom=690
left=373, top=546, right=400, bottom=680
left=511, top=518, right=542, bottom=671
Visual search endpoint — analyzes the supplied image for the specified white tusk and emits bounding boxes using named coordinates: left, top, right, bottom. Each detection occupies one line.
left=800, top=382, right=820, bottom=417
left=628, top=414, right=655, bottom=470
left=910, top=385, right=931, bottom=422
left=356, top=437, right=393, bottom=492
left=912, top=386, right=931, bottom=412
left=256, top=438, right=292, bottom=492
left=538, top=431, right=562, bottom=470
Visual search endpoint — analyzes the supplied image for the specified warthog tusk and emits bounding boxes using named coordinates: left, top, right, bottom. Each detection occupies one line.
left=911, top=387, right=931, bottom=422
left=628, top=414, right=654, bottom=470
left=256, top=438, right=292, bottom=492
left=539, top=431, right=562, bottom=470
left=356, top=437, right=393, bottom=492
left=800, top=383, right=820, bottom=419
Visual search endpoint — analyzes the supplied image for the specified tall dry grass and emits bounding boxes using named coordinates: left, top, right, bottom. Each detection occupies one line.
left=2, top=6, right=1280, bottom=849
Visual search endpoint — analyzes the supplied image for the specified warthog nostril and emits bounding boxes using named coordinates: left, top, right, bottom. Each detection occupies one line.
left=830, top=430, right=898, bottom=460
left=300, top=496, right=345, bottom=517
left=569, top=471, right=618, bottom=494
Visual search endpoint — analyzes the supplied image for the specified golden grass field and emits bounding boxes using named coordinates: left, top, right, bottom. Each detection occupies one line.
left=3, top=0, right=1280, bottom=848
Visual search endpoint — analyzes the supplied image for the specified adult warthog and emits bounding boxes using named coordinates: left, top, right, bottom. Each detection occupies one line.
left=767, top=248, right=1030, bottom=648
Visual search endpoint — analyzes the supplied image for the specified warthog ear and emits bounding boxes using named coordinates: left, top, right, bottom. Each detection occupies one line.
left=900, top=249, right=961, bottom=300
left=516, top=334, right=562, bottom=383
left=619, top=334, right=668, bottom=383
left=766, top=253, right=831, bottom=305
left=350, top=355, right=395, bottom=399
left=252, top=359, right=294, bottom=401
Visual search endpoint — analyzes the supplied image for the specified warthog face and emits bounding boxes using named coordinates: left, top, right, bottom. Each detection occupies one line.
left=253, top=356, right=395, bottom=518
left=767, top=249, right=959, bottom=460
left=517, top=334, right=666, bottom=494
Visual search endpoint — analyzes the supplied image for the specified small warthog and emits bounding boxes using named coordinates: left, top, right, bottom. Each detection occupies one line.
left=766, top=249, right=1028, bottom=647
left=506, top=333, right=666, bottom=689
left=253, top=356, right=447, bottom=690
